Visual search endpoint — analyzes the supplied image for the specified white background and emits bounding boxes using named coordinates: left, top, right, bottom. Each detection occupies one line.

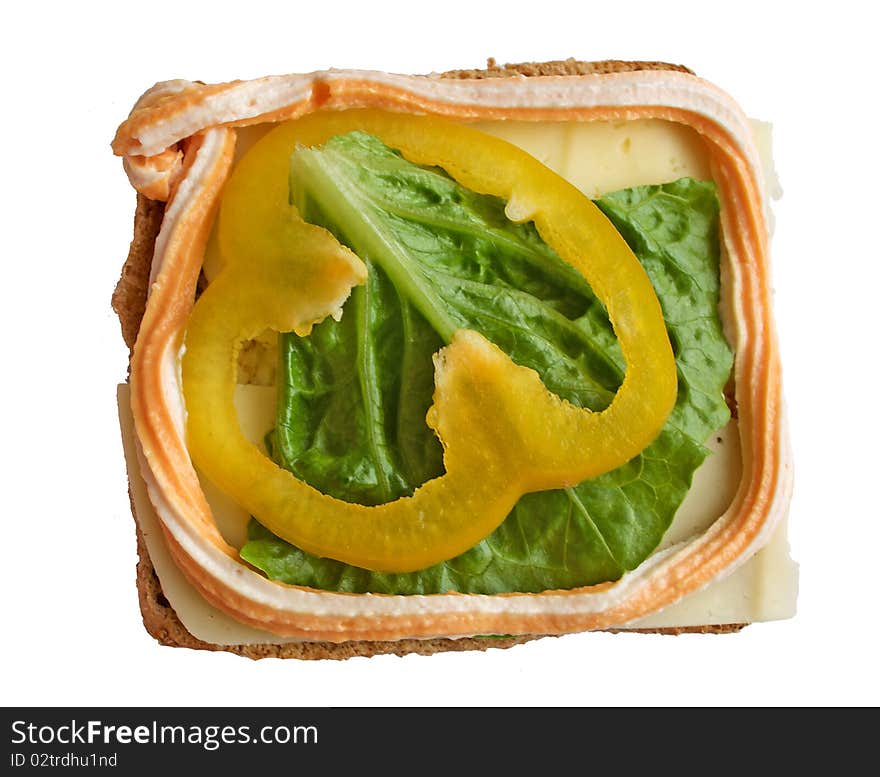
left=3, top=0, right=878, bottom=707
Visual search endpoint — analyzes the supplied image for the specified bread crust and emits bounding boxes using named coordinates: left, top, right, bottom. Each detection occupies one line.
left=440, top=57, right=693, bottom=79
left=112, top=194, right=164, bottom=351
left=115, top=59, right=749, bottom=659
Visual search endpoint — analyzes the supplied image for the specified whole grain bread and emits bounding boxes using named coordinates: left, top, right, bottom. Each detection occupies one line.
left=113, top=59, right=745, bottom=660
left=440, top=57, right=693, bottom=79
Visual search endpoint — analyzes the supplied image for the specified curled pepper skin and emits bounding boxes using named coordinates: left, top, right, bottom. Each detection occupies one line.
left=182, top=109, right=677, bottom=573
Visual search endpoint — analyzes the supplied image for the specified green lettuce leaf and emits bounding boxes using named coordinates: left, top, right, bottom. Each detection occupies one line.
left=240, top=131, right=733, bottom=594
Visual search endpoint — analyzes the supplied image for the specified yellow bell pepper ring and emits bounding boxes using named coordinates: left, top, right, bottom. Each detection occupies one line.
left=182, top=109, right=677, bottom=573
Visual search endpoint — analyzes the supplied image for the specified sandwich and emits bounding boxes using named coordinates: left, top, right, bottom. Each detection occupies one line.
left=112, top=59, right=796, bottom=659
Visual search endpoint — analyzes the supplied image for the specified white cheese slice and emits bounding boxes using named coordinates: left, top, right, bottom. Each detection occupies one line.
left=473, top=118, right=712, bottom=197
left=120, top=117, right=796, bottom=644
left=118, top=383, right=795, bottom=642
left=119, top=384, right=294, bottom=644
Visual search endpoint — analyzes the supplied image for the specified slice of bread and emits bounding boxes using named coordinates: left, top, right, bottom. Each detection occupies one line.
left=114, top=59, right=752, bottom=658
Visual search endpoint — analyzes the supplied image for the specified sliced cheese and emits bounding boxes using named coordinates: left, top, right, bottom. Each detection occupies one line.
left=473, top=118, right=712, bottom=197
left=120, top=116, right=796, bottom=644
left=119, top=384, right=292, bottom=644
left=118, top=383, right=795, bottom=643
